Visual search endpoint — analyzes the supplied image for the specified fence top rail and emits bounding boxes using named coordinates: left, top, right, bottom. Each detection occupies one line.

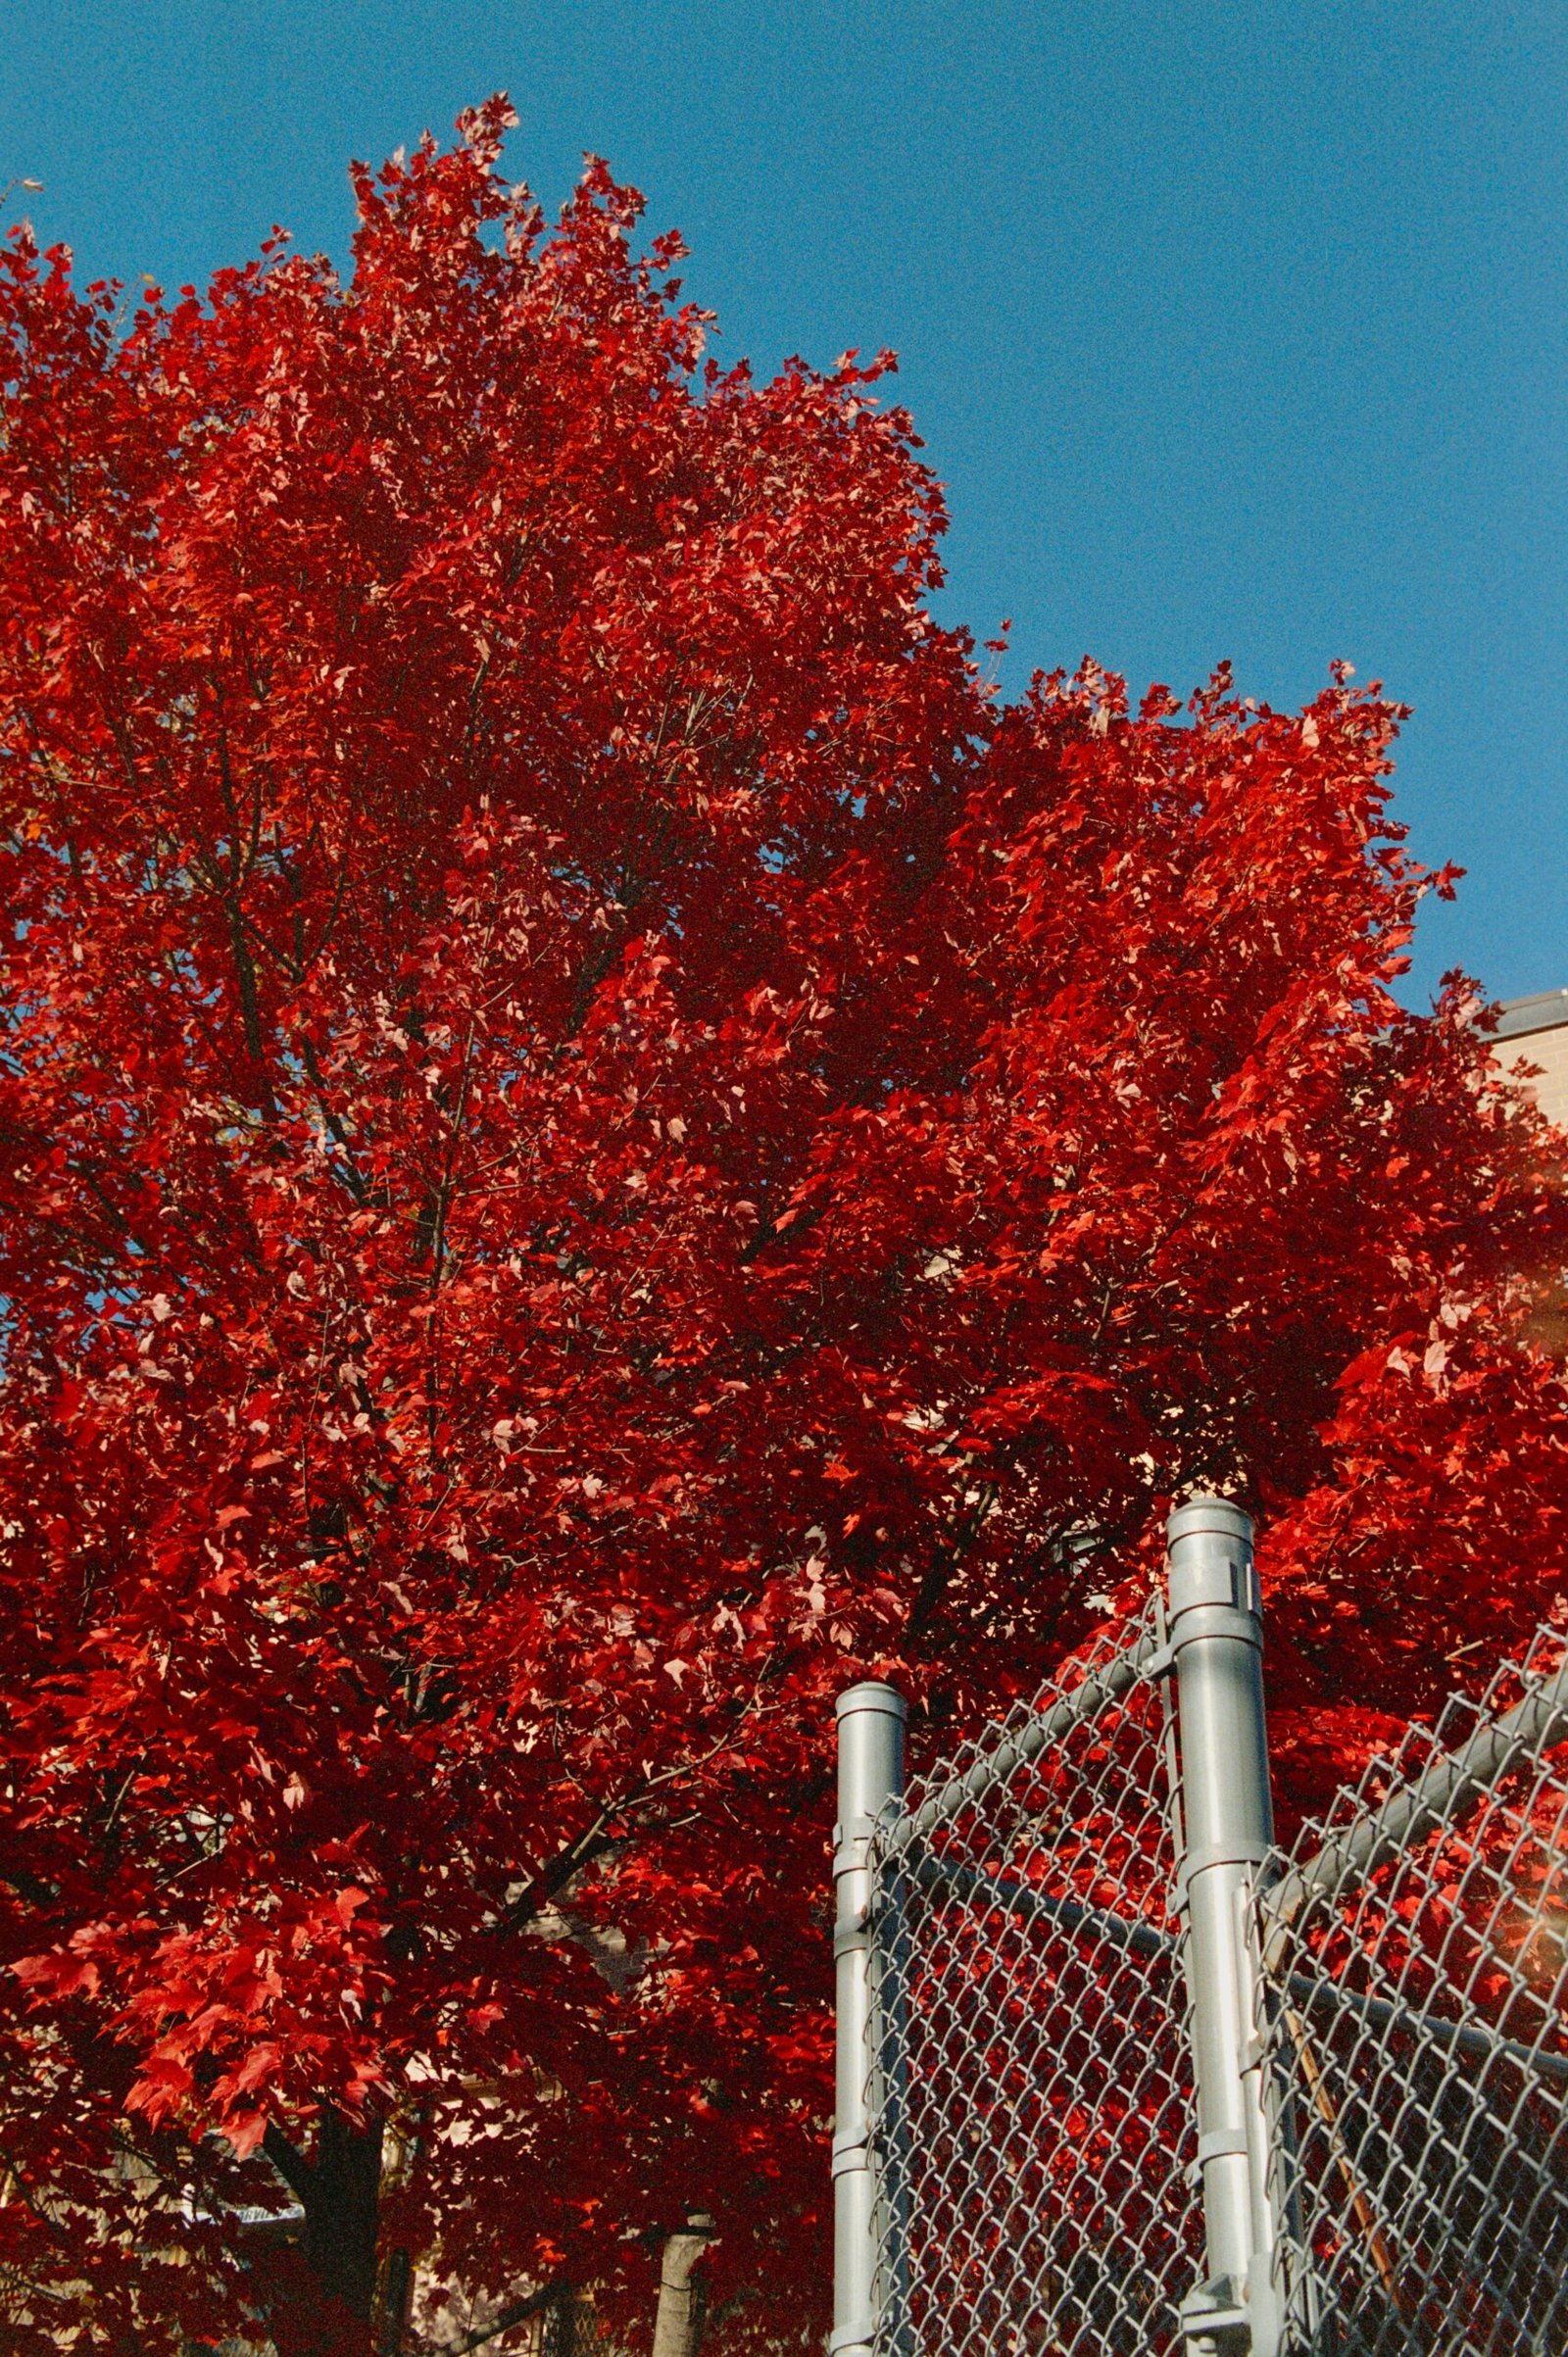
left=1261, top=1621, right=1568, bottom=1950
left=876, top=1604, right=1162, bottom=1859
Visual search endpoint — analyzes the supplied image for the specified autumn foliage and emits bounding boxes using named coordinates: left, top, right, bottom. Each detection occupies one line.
left=1, top=97, right=1564, bottom=2356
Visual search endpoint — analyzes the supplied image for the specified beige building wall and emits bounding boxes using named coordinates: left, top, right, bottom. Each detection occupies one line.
left=1494, top=990, right=1568, bottom=1133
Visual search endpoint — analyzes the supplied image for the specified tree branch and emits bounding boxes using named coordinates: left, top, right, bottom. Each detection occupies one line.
left=262, top=2121, right=316, bottom=2208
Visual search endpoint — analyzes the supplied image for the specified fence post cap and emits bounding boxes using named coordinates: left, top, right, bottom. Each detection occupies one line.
left=835, top=1680, right=907, bottom=1722
left=1166, top=1494, right=1253, bottom=1547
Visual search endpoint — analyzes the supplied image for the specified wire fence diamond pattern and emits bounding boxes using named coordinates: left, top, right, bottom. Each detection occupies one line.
left=835, top=1506, right=1568, bottom=2357
left=1261, top=1629, right=1568, bottom=2354
left=866, top=1602, right=1203, bottom=2357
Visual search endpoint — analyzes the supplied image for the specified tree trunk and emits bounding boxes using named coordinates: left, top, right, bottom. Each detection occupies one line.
left=304, top=2112, right=384, bottom=2322
left=261, top=2113, right=385, bottom=2356
left=651, top=2215, right=716, bottom=2357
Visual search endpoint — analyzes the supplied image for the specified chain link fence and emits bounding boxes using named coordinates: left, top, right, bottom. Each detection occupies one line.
left=1261, top=1628, right=1568, bottom=2353
left=867, top=1601, right=1200, bottom=2357
left=832, top=1504, right=1568, bottom=2357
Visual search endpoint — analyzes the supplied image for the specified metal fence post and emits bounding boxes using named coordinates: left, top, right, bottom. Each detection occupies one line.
left=1166, top=1497, right=1281, bottom=2356
left=831, top=1682, right=906, bottom=2357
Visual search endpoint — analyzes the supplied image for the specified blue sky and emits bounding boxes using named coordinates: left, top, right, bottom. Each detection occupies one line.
left=4, top=0, right=1563, bottom=1005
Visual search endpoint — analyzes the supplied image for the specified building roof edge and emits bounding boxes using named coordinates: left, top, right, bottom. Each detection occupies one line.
left=1493, top=988, right=1568, bottom=1041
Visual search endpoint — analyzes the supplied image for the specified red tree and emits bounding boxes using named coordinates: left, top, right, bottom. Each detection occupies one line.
left=1, top=98, right=1564, bottom=2356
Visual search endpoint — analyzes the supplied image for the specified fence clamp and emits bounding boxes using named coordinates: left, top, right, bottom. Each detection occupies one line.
left=1178, top=2273, right=1252, bottom=2355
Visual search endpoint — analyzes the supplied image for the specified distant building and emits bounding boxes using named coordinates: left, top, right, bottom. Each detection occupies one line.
left=1494, top=990, right=1568, bottom=1131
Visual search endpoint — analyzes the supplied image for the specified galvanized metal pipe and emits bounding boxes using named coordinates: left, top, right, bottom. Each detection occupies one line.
left=1167, top=1497, right=1281, bottom=2356
left=830, top=1682, right=906, bottom=2357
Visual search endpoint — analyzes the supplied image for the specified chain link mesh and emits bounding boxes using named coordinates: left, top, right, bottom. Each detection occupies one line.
left=865, top=1601, right=1202, bottom=2357
left=1260, top=1626, right=1568, bottom=2355
left=859, top=1601, right=1568, bottom=2357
